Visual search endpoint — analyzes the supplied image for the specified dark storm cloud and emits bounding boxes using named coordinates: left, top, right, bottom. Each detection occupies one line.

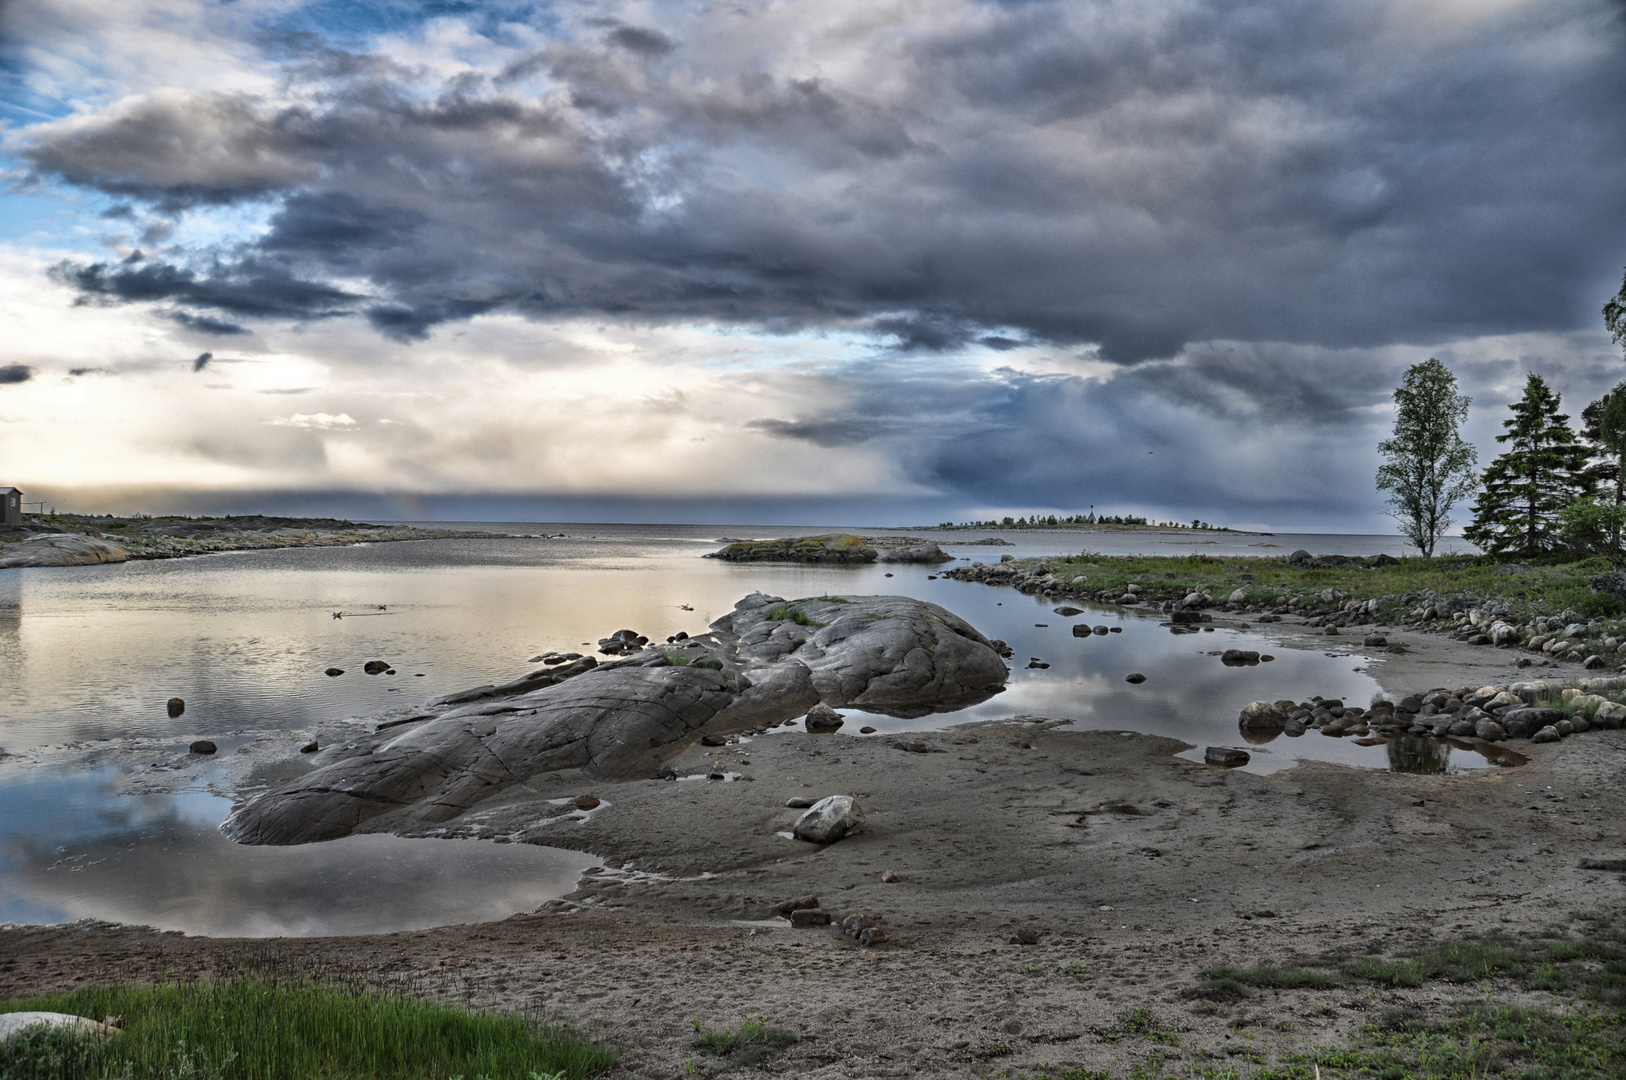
left=0, top=364, right=35, bottom=384
left=16, top=0, right=1626, bottom=356
left=51, top=253, right=358, bottom=321
left=169, top=312, right=251, bottom=336
left=604, top=25, right=675, bottom=57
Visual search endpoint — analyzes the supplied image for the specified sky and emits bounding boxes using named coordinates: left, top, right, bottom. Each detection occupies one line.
left=1, top=0, right=1624, bottom=531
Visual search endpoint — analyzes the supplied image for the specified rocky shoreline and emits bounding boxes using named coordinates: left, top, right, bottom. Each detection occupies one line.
left=0, top=516, right=509, bottom=568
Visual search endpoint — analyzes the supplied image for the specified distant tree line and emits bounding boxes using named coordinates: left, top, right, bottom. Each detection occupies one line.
left=945, top=514, right=1225, bottom=530
left=1378, top=268, right=1626, bottom=562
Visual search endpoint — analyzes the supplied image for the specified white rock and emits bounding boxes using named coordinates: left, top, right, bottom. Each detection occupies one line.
left=0, top=1012, right=118, bottom=1042
left=793, top=795, right=866, bottom=844
left=1593, top=701, right=1626, bottom=726
left=1228, top=589, right=1247, bottom=604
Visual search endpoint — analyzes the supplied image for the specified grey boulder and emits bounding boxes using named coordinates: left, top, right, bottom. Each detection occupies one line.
left=878, top=543, right=953, bottom=564
left=1238, top=701, right=1288, bottom=730
left=793, top=795, right=866, bottom=843
left=224, top=592, right=1007, bottom=845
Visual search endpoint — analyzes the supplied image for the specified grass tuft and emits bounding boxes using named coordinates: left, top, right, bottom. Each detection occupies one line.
left=764, top=606, right=827, bottom=627
left=691, top=1016, right=797, bottom=1066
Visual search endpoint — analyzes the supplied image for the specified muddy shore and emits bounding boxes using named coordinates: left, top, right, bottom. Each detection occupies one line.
left=5, top=617, right=1624, bottom=1078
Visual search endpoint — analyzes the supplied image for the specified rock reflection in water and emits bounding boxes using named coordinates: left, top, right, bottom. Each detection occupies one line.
left=0, top=768, right=596, bottom=936
left=1387, top=736, right=1451, bottom=774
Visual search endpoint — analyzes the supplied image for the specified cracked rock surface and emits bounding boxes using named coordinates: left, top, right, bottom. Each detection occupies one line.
left=223, top=592, right=1007, bottom=845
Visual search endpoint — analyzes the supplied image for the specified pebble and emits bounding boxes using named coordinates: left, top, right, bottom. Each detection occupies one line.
left=324, top=668, right=344, bottom=677
left=166, top=697, right=185, bottom=718
left=573, top=794, right=601, bottom=810
left=881, top=870, right=901, bottom=883
left=1204, top=746, right=1249, bottom=767
left=859, top=725, right=877, bottom=734
left=188, top=740, right=217, bottom=755
left=299, top=740, right=319, bottom=754
left=786, top=797, right=817, bottom=809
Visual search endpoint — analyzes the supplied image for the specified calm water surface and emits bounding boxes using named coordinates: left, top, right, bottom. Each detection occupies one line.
left=0, top=525, right=1485, bottom=934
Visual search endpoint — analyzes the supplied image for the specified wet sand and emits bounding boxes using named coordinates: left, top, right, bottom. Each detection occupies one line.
left=5, top=620, right=1623, bottom=1077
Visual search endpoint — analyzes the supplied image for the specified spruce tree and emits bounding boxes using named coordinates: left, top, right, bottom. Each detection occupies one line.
left=1605, top=267, right=1626, bottom=357
left=1374, top=358, right=1477, bottom=558
left=1579, top=381, right=1626, bottom=507
left=1464, top=374, right=1593, bottom=557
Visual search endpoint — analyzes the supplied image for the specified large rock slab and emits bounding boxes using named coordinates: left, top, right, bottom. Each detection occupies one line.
left=705, top=534, right=876, bottom=563
left=0, top=533, right=127, bottom=568
left=224, top=592, right=1008, bottom=845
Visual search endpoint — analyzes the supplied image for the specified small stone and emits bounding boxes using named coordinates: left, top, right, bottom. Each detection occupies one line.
left=789, top=907, right=833, bottom=927
left=1325, top=625, right=1339, bottom=636
left=1027, top=659, right=1050, bottom=669
left=859, top=926, right=889, bottom=946
left=805, top=703, right=846, bottom=733
left=699, top=734, right=727, bottom=746
left=166, top=697, right=185, bottom=718
left=299, top=740, right=319, bottom=754
left=881, top=869, right=901, bottom=883
left=1363, top=636, right=1386, bottom=647
left=573, top=794, right=601, bottom=810
left=324, top=668, right=344, bottom=677
left=786, top=797, right=817, bottom=808
left=859, top=725, right=877, bottom=734
left=1125, top=673, right=1146, bottom=684
left=793, top=794, right=866, bottom=843
left=363, top=660, right=390, bottom=675
left=189, top=740, right=217, bottom=755
left=1094, top=625, right=1110, bottom=635
left=1204, top=746, right=1249, bottom=767
left=1008, top=929, right=1040, bottom=945
left=1053, top=606, right=1084, bottom=616
left=1238, top=701, right=1287, bottom=729
left=1532, top=725, right=1561, bottom=743
left=1584, top=654, right=1606, bottom=670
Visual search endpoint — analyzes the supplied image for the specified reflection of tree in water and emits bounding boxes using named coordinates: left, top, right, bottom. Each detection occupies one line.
left=1388, top=736, right=1450, bottom=774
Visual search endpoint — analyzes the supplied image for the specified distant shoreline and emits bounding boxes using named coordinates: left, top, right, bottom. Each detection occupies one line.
left=0, top=514, right=520, bottom=569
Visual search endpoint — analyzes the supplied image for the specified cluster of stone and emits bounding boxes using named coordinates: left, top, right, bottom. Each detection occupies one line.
left=1239, top=679, right=1626, bottom=746
left=769, top=895, right=888, bottom=946
left=1405, top=605, right=1624, bottom=670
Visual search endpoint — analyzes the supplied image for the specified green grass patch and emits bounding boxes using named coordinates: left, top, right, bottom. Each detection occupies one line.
left=764, top=606, right=827, bottom=628
left=999, top=551, right=1626, bottom=622
left=691, top=1017, right=797, bottom=1065
left=1188, top=920, right=1626, bottom=1007
left=0, top=981, right=614, bottom=1080
left=665, top=652, right=692, bottom=666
